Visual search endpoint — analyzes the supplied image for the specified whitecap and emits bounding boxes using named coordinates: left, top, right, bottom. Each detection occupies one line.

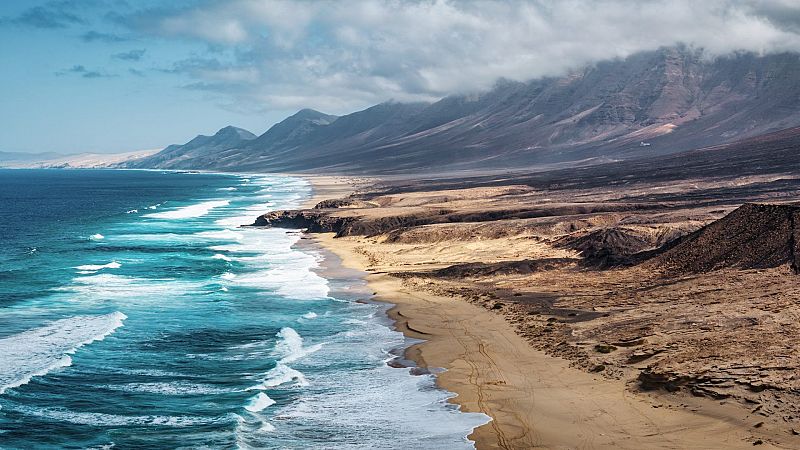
left=6, top=402, right=230, bottom=427
left=100, top=382, right=234, bottom=395
left=272, top=327, right=322, bottom=364
left=56, top=274, right=206, bottom=304
left=212, top=253, right=232, bottom=262
left=221, top=272, right=237, bottom=280
left=0, top=312, right=127, bottom=394
left=90, top=234, right=104, bottom=240
left=250, top=363, right=308, bottom=389
left=74, top=261, right=121, bottom=271
left=145, top=200, right=229, bottom=219
left=196, top=229, right=243, bottom=241
left=125, top=209, right=138, bottom=214
left=302, top=312, right=318, bottom=320
left=259, top=422, right=276, bottom=432
left=244, top=393, right=276, bottom=412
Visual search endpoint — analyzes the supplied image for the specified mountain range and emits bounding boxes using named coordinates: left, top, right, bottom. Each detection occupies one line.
left=123, top=46, right=800, bottom=174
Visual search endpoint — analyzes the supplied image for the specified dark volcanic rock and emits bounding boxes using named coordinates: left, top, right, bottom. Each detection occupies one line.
left=648, top=203, right=800, bottom=274
left=249, top=210, right=354, bottom=234
left=556, top=226, right=685, bottom=268
left=424, top=258, right=577, bottom=278
left=252, top=203, right=648, bottom=238
left=249, top=209, right=440, bottom=237
left=313, top=198, right=376, bottom=209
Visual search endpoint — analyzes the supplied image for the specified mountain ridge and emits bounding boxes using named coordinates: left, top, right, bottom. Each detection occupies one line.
left=124, top=46, right=800, bottom=174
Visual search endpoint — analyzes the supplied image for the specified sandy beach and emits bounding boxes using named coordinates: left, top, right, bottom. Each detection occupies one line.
left=292, top=174, right=797, bottom=449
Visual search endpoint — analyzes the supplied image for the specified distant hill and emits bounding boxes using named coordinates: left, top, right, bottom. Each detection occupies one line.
left=123, top=46, right=800, bottom=174
left=125, top=126, right=256, bottom=170
left=1, top=149, right=160, bottom=169
left=0, top=151, right=63, bottom=166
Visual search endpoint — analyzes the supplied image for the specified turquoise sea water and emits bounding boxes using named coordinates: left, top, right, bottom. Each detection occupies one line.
left=0, top=169, right=488, bottom=449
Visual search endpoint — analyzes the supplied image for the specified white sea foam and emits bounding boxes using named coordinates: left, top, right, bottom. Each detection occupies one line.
left=272, top=328, right=322, bottom=364
left=218, top=187, right=237, bottom=191
left=6, top=402, right=230, bottom=427
left=257, top=363, right=308, bottom=388
left=244, top=393, right=276, bottom=412
left=232, top=268, right=329, bottom=300
left=90, top=233, right=104, bottom=240
left=196, top=229, right=242, bottom=241
left=205, top=230, right=329, bottom=299
left=212, top=253, right=232, bottom=262
left=302, top=312, right=318, bottom=320
left=59, top=274, right=206, bottom=302
left=126, top=209, right=138, bottom=214
left=0, top=312, right=127, bottom=394
left=145, top=200, right=229, bottom=219
left=259, top=422, right=276, bottom=432
left=221, top=272, right=237, bottom=280
left=101, top=382, right=234, bottom=395
left=234, top=412, right=276, bottom=446
left=257, top=305, right=491, bottom=449
left=74, top=261, right=121, bottom=271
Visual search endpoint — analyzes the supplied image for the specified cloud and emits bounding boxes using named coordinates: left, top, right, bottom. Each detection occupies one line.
left=81, top=30, right=128, bottom=42
left=113, top=49, right=145, bottom=61
left=9, top=3, right=85, bottom=29
left=56, top=64, right=116, bottom=79
left=117, top=0, right=800, bottom=113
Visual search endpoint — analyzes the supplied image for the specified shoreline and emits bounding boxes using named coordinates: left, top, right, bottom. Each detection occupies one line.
left=298, top=174, right=786, bottom=449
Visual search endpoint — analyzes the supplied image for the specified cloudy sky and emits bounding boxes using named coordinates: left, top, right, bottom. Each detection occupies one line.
left=2, top=0, right=800, bottom=154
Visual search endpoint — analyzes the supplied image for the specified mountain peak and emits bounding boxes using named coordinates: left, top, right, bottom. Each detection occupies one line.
left=214, top=126, right=257, bottom=140
left=288, top=108, right=338, bottom=125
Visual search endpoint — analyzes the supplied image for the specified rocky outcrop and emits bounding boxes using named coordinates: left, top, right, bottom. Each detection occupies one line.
left=422, top=258, right=577, bottom=278
left=249, top=210, right=354, bottom=234
left=252, top=202, right=652, bottom=238
left=647, top=203, right=800, bottom=274
left=313, top=198, right=379, bottom=209
left=554, top=225, right=692, bottom=268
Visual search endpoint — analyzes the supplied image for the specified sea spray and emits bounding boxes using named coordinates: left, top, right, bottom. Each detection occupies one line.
left=272, top=327, right=323, bottom=363
left=244, top=393, right=276, bottom=412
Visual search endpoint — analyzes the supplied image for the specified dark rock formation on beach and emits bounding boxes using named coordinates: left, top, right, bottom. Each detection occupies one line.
left=251, top=202, right=658, bottom=238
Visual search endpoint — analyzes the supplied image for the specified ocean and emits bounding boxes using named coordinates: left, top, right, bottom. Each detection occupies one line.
left=0, top=169, right=488, bottom=449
